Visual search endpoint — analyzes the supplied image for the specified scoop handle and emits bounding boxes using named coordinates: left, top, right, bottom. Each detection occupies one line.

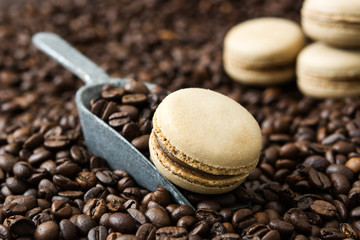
left=32, top=32, right=110, bottom=85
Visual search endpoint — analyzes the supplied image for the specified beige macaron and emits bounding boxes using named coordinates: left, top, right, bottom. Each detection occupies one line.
left=301, top=0, right=360, bottom=48
left=297, top=42, right=360, bottom=98
left=149, top=88, right=262, bottom=194
left=223, top=17, right=305, bottom=85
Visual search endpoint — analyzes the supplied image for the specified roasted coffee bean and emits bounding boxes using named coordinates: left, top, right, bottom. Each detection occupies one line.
left=51, top=200, right=72, bottom=219
left=13, top=161, right=32, bottom=179
left=136, top=223, right=157, bottom=240
left=310, top=200, right=336, bottom=219
left=70, top=146, right=89, bottom=164
left=127, top=208, right=148, bottom=225
left=122, top=93, right=147, bottom=106
left=84, top=186, right=109, bottom=202
left=3, top=202, right=27, bottom=216
left=283, top=208, right=311, bottom=235
left=329, top=173, right=350, bottom=195
left=212, top=233, right=240, bottom=240
left=177, top=216, right=196, bottom=230
left=96, top=170, right=118, bottom=186
left=6, top=177, right=27, bottom=194
left=56, top=161, right=81, bottom=178
left=53, top=175, right=79, bottom=190
left=145, top=206, right=172, bottom=228
left=108, top=212, right=137, bottom=234
left=320, top=227, right=346, bottom=239
left=83, top=198, right=107, bottom=221
left=326, top=164, right=354, bottom=182
left=124, top=80, right=150, bottom=94
left=0, top=224, right=11, bottom=240
left=304, top=155, right=330, bottom=171
left=118, top=105, right=139, bottom=121
left=156, top=226, right=187, bottom=240
left=152, top=187, right=171, bottom=207
left=32, top=212, right=52, bottom=226
left=4, top=215, right=35, bottom=236
left=197, top=200, right=221, bottom=212
left=269, top=219, right=294, bottom=237
left=308, top=168, right=331, bottom=190
left=131, top=134, right=150, bottom=152
left=345, top=157, right=360, bottom=173
left=210, top=222, right=226, bottom=237
left=0, top=153, right=18, bottom=173
left=171, top=205, right=195, bottom=222
left=6, top=195, right=37, bottom=211
left=121, top=122, right=140, bottom=141
left=34, top=221, right=60, bottom=240
left=88, top=226, right=108, bottom=240
left=254, top=212, right=270, bottom=225
left=69, top=214, right=96, bottom=236
left=108, top=112, right=131, bottom=129
left=232, top=209, right=256, bottom=232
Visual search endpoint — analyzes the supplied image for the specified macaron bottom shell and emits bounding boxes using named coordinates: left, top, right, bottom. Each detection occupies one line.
left=297, top=75, right=360, bottom=99
left=149, top=132, right=247, bottom=195
left=223, top=58, right=295, bottom=85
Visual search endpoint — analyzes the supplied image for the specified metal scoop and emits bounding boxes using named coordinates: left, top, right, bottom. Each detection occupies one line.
left=32, top=32, right=192, bottom=207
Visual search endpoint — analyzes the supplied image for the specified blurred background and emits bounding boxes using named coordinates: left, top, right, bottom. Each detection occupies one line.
left=0, top=0, right=303, bottom=131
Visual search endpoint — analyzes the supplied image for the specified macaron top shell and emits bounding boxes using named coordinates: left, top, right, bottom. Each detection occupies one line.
left=155, top=88, right=262, bottom=172
left=302, top=0, right=360, bottom=19
left=297, top=42, right=360, bottom=77
left=224, top=18, right=305, bottom=66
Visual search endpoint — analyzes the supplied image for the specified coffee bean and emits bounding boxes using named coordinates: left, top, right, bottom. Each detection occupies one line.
left=53, top=174, right=79, bottom=190
left=136, top=223, right=157, bottom=240
left=232, top=209, right=256, bottom=232
left=308, top=168, right=331, bottom=190
left=108, top=212, right=137, bottom=234
left=283, top=208, right=311, bottom=235
left=56, top=161, right=81, bottom=178
left=326, top=164, right=354, bottom=182
left=108, top=112, right=130, bottom=129
left=320, top=227, right=346, bottom=239
left=0, top=224, right=11, bottom=240
left=124, top=80, right=150, bottom=94
left=329, top=173, right=350, bottom=195
left=83, top=198, right=107, bottom=221
left=0, top=153, right=18, bottom=173
left=28, top=148, right=51, bottom=165
left=69, top=214, right=96, bottom=236
left=212, top=233, right=240, bottom=240
left=118, top=105, right=139, bottom=121
left=156, top=226, right=187, bottom=240
left=51, top=200, right=72, bottom=219
left=131, top=134, right=150, bottom=152
left=171, top=205, right=195, bottom=222
left=84, top=186, right=109, bottom=202
left=145, top=206, right=172, bottom=228
left=96, top=170, right=118, bottom=186
left=4, top=215, right=35, bottom=236
left=34, top=221, right=60, bottom=240
left=177, top=216, right=196, bottom=230
left=345, top=157, right=360, bottom=173
left=304, top=155, right=330, bottom=171
left=310, top=200, right=336, bottom=219
left=88, top=226, right=108, bottom=240
left=101, top=88, right=124, bottom=101
left=6, top=177, right=27, bottom=194
left=269, top=219, right=294, bottom=237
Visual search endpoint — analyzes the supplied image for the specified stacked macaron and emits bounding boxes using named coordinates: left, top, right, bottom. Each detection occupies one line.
left=223, top=18, right=305, bottom=85
left=149, top=88, right=262, bottom=194
left=297, top=0, right=360, bottom=98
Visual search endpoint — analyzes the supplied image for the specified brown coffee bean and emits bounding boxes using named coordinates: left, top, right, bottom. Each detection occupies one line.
left=83, top=198, right=107, bottom=221
left=177, top=216, right=196, bottom=230
left=51, top=200, right=72, bottom=219
left=0, top=153, right=18, bottom=172
left=136, top=223, right=157, bottom=240
left=88, top=226, right=108, bottom=240
left=75, top=171, right=97, bottom=190
left=122, top=93, right=147, bottom=106
left=34, top=221, right=60, bottom=240
left=0, top=224, right=11, bottom=240
left=308, top=168, right=331, bottom=190
left=212, top=233, right=240, bottom=240
left=310, top=200, right=337, bottom=219
left=320, top=227, right=346, bottom=239
left=101, top=88, right=124, bottom=101
left=131, top=134, right=150, bottom=152
left=4, top=215, right=35, bottom=236
left=345, top=157, right=360, bottom=173
left=69, top=214, right=96, bottom=236
left=108, top=112, right=131, bottom=129
left=108, top=212, right=137, bottom=234
left=124, top=80, right=150, bottom=94
left=171, top=205, right=195, bottom=222
left=330, top=173, right=350, bottom=195
left=127, top=208, right=148, bottom=225
left=156, top=226, right=187, bottom=239
left=283, top=208, right=311, bottom=235
left=232, top=209, right=256, bottom=232
left=118, top=105, right=139, bottom=121
left=145, top=206, right=172, bottom=228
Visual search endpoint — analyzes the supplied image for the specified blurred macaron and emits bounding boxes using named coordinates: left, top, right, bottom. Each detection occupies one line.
left=301, top=0, right=360, bottom=48
left=297, top=42, right=360, bottom=98
left=223, top=17, right=305, bottom=85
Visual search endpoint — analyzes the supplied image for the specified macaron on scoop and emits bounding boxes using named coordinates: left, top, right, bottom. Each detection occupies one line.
left=149, top=88, right=262, bottom=194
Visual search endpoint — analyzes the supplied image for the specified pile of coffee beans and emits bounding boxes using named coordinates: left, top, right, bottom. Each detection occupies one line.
left=4, top=0, right=360, bottom=239
left=89, top=80, right=168, bottom=157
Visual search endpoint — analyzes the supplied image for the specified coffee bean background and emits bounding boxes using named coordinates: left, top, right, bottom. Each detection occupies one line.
left=2, top=0, right=360, bottom=239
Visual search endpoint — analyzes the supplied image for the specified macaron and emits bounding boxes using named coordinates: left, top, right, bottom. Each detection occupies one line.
left=223, top=17, right=305, bottom=85
left=297, top=42, right=360, bottom=98
left=149, top=88, right=262, bottom=194
left=301, top=0, right=360, bottom=48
